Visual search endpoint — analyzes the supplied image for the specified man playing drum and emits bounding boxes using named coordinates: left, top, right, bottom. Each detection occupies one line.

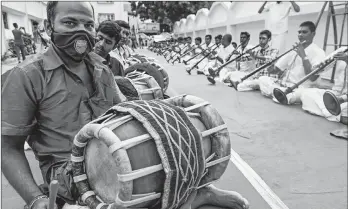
left=94, top=20, right=125, bottom=77
left=258, top=21, right=326, bottom=99
left=1, top=2, right=126, bottom=209
left=228, top=30, right=279, bottom=91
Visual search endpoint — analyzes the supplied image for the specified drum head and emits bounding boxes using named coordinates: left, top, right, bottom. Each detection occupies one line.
left=125, top=63, right=165, bottom=90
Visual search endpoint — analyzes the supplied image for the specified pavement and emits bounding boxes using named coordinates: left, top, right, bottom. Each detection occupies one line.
left=1, top=48, right=347, bottom=209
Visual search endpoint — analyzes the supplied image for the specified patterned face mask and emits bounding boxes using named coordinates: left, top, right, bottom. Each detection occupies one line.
left=52, top=30, right=95, bottom=62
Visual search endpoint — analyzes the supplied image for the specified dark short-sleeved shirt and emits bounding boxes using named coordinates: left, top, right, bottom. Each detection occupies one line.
left=12, top=29, right=25, bottom=45
left=1, top=46, right=126, bottom=177
left=104, top=54, right=125, bottom=77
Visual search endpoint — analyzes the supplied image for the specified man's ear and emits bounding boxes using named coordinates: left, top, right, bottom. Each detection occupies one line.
left=44, top=19, right=52, bottom=37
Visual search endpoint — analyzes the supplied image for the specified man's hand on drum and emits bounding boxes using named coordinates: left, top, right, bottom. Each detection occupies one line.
left=32, top=198, right=58, bottom=209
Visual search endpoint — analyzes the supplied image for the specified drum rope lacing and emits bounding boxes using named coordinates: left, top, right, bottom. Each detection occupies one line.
left=71, top=98, right=231, bottom=209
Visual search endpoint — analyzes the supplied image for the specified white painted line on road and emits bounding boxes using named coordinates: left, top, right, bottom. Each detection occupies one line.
left=229, top=148, right=289, bottom=209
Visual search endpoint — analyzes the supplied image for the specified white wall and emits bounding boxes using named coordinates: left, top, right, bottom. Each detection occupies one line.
left=175, top=1, right=347, bottom=57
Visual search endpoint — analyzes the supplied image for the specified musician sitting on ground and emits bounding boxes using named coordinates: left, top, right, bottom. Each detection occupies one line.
left=94, top=20, right=125, bottom=77
left=219, top=31, right=256, bottom=83
left=168, top=37, right=185, bottom=62
left=110, top=20, right=131, bottom=69
left=228, top=30, right=279, bottom=91
left=205, top=34, right=235, bottom=81
left=284, top=49, right=347, bottom=124
left=180, top=36, right=193, bottom=62
left=185, top=37, right=203, bottom=71
left=202, top=35, right=223, bottom=75
left=258, top=21, right=326, bottom=98
left=187, top=34, right=214, bottom=75
left=1, top=2, right=127, bottom=209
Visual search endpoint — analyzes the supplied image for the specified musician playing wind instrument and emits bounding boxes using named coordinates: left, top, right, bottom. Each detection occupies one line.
left=220, top=32, right=256, bottom=83
left=228, top=30, right=279, bottom=90
left=185, top=37, right=204, bottom=72
left=205, top=34, right=235, bottom=81
left=202, top=35, right=223, bottom=75
left=187, top=34, right=214, bottom=74
left=287, top=49, right=347, bottom=123
left=181, top=37, right=194, bottom=62
left=258, top=21, right=326, bottom=98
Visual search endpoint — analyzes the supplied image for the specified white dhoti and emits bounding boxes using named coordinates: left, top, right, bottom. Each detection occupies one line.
left=202, top=60, right=217, bottom=75
left=301, top=89, right=344, bottom=122
left=258, top=76, right=283, bottom=98
left=217, top=67, right=235, bottom=83
left=237, top=79, right=261, bottom=92
left=271, top=32, right=287, bottom=55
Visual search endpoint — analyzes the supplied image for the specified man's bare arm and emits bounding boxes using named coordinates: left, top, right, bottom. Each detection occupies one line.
left=290, top=1, right=301, bottom=12
left=1, top=135, right=44, bottom=204
left=258, top=2, right=268, bottom=13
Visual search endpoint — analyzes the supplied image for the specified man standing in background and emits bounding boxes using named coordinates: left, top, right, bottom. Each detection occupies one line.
left=258, top=1, right=300, bottom=54
left=12, top=23, right=26, bottom=63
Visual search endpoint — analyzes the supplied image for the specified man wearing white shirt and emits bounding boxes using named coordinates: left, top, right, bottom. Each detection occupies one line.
left=258, top=1, right=300, bottom=54
left=258, top=21, right=326, bottom=99
left=202, top=35, right=223, bottom=75
left=220, top=32, right=256, bottom=83
left=205, top=34, right=235, bottom=82
left=184, top=37, right=203, bottom=66
left=187, top=35, right=214, bottom=75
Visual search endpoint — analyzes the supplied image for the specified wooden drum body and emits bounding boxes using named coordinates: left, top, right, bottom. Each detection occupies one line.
left=71, top=95, right=231, bottom=209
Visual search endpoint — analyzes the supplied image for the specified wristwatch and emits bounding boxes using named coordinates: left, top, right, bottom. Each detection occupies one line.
left=24, top=195, right=48, bottom=209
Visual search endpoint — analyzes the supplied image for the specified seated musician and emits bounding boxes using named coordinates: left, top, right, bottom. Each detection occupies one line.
left=205, top=34, right=235, bottom=81
left=185, top=37, right=203, bottom=73
left=94, top=20, right=125, bottom=77
left=284, top=49, right=347, bottom=123
left=180, top=36, right=193, bottom=62
left=202, top=35, right=223, bottom=75
left=110, top=20, right=131, bottom=69
left=258, top=21, right=326, bottom=98
left=1, top=2, right=127, bottom=209
left=219, top=32, right=256, bottom=83
left=168, top=37, right=185, bottom=62
left=229, top=30, right=279, bottom=91
left=187, top=34, right=214, bottom=74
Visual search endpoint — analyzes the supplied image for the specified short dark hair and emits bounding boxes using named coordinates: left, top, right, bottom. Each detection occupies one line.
left=224, top=34, right=232, bottom=43
left=13, top=23, right=18, bottom=28
left=215, top=35, right=222, bottom=40
left=187, top=36, right=192, bottom=40
left=115, top=20, right=130, bottom=29
left=46, top=2, right=95, bottom=26
left=205, top=34, right=212, bottom=40
left=195, top=37, right=202, bottom=43
left=260, top=30, right=272, bottom=39
left=300, top=21, right=316, bottom=32
left=240, top=32, right=250, bottom=39
left=178, top=37, right=184, bottom=41
left=97, top=20, right=121, bottom=44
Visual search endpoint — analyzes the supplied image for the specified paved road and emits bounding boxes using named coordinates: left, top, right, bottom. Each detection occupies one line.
left=1, top=49, right=347, bottom=209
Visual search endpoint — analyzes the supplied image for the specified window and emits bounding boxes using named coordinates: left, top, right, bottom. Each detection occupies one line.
left=2, top=12, right=8, bottom=29
left=98, top=13, right=115, bottom=23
